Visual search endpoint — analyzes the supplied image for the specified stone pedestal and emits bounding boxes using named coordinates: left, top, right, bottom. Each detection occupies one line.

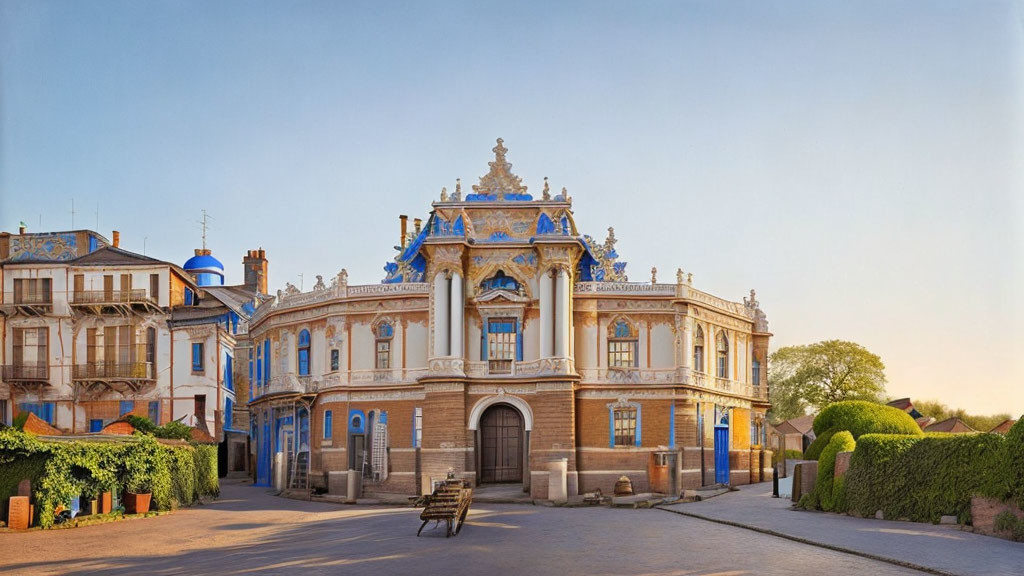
left=346, top=469, right=360, bottom=503
left=548, top=458, right=568, bottom=503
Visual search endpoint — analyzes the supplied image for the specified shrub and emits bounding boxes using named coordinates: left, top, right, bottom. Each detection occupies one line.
left=804, top=431, right=856, bottom=512
left=805, top=401, right=922, bottom=459
left=994, top=511, right=1024, bottom=542
left=124, top=415, right=158, bottom=435
left=1003, top=417, right=1024, bottom=509
left=0, top=429, right=218, bottom=528
left=155, top=421, right=193, bottom=441
left=844, top=432, right=1006, bottom=523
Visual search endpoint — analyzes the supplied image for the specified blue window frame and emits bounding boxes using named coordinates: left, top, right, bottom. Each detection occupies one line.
left=90, top=419, right=103, bottom=432
left=323, top=410, right=333, bottom=439
left=120, top=400, right=134, bottom=416
left=298, top=329, right=311, bottom=376
left=192, top=342, right=205, bottom=372
left=255, top=341, right=263, bottom=390
left=412, top=407, right=422, bottom=448
left=225, top=398, right=233, bottom=430
left=608, top=401, right=641, bottom=447
left=248, top=348, right=254, bottom=400
left=267, top=343, right=272, bottom=385
left=184, top=287, right=194, bottom=306
left=148, top=400, right=160, bottom=425
left=752, top=359, right=761, bottom=386
left=224, top=353, right=234, bottom=391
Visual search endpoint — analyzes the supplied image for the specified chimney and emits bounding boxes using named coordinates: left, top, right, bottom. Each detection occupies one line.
left=19, top=225, right=26, bottom=235
left=243, top=248, right=269, bottom=295
left=112, top=230, right=120, bottom=248
left=414, top=218, right=422, bottom=235
left=400, top=215, right=408, bottom=248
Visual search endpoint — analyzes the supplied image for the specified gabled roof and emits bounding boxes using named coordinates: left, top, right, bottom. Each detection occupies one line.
left=887, top=398, right=913, bottom=410
left=990, top=419, right=1018, bottom=434
left=774, top=414, right=815, bottom=435
left=925, top=418, right=976, bottom=434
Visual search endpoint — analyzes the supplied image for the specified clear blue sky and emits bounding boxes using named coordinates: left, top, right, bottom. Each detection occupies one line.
left=2, top=1, right=1022, bottom=416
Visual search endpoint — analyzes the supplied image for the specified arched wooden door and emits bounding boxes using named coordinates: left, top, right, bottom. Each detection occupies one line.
left=480, top=405, right=523, bottom=483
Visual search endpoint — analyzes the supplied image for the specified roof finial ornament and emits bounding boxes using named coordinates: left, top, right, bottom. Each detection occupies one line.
left=543, top=177, right=551, bottom=200
left=440, top=187, right=448, bottom=202
left=454, top=178, right=462, bottom=201
left=687, top=273, right=693, bottom=285
left=676, top=268, right=684, bottom=284
left=651, top=267, right=657, bottom=284
left=493, top=137, right=507, bottom=161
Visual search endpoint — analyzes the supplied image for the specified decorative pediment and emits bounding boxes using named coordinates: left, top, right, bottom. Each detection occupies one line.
left=475, top=289, right=530, bottom=305
left=467, top=139, right=532, bottom=201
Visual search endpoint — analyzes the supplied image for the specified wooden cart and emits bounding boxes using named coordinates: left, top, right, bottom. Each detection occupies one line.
left=416, top=479, right=473, bottom=538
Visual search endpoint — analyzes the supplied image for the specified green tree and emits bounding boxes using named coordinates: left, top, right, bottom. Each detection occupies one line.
left=911, top=399, right=1011, bottom=432
left=768, top=340, right=886, bottom=421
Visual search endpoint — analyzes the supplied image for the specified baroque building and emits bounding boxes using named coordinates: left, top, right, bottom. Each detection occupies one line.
left=0, top=226, right=267, bottom=476
left=248, top=139, right=772, bottom=498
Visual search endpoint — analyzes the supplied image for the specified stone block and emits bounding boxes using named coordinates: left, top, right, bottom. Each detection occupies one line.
left=834, top=451, right=853, bottom=479
left=327, top=471, right=348, bottom=497
left=971, top=496, right=1024, bottom=538
left=8, top=496, right=29, bottom=530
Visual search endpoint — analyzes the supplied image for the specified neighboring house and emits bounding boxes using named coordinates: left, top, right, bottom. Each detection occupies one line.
left=924, top=417, right=976, bottom=434
left=0, top=226, right=265, bottom=478
left=772, top=414, right=815, bottom=453
left=248, top=139, right=774, bottom=498
left=887, top=397, right=935, bottom=429
left=990, top=419, right=1018, bottom=435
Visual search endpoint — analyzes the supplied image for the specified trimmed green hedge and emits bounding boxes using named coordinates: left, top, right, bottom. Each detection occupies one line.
left=805, top=401, right=922, bottom=460
left=843, top=432, right=1007, bottom=523
left=0, top=429, right=218, bottom=528
left=803, top=431, right=856, bottom=512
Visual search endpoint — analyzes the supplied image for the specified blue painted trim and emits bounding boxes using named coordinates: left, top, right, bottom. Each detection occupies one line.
left=348, top=409, right=366, bottom=434
left=669, top=402, right=675, bottom=448
left=636, top=406, right=642, bottom=447
left=608, top=410, right=615, bottom=448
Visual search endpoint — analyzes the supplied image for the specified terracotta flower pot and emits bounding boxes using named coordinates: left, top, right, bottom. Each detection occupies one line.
left=100, top=492, right=112, bottom=514
left=124, top=492, right=151, bottom=514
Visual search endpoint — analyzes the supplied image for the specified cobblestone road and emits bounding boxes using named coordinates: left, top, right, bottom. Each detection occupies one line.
left=0, top=480, right=928, bottom=576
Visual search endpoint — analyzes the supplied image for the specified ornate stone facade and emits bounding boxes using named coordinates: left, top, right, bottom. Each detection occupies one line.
left=248, top=140, right=773, bottom=499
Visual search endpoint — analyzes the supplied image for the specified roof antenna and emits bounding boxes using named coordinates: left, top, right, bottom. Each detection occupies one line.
left=70, top=198, right=76, bottom=228
left=196, top=210, right=214, bottom=251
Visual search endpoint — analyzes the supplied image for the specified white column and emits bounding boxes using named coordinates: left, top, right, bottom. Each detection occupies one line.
left=433, top=273, right=450, bottom=357
left=449, top=271, right=463, bottom=358
left=554, top=268, right=570, bottom=357
left=682, top=321, right=693, bottom=370
left=539, top=270, right=553, bottom=358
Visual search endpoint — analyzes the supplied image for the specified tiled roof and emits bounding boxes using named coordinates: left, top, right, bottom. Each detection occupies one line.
left=989, top=419, right=1018, bottom=434
left=924, top=418, right=976, bottom=434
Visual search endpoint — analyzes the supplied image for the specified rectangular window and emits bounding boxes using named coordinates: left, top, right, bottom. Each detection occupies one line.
left=413, top=407, right=423, bottom=448
left=103, top=275, right=114, bottom=301
left=487, top=318, right=516, bottom=374
left=718, top=356, right=728, bottom=378
left=613, top=408, right=638, bottom=447
left=608, top=340, right=637, bottom=368
left=324, top=410, right=333, bottom=439
left=225, top=398, right=233, bottom=430
left=192, top=342, right=205, bottom=372
left=148, top=400, right=160, bottom=425
left=120, top=400, right=134, bottom=416
left=146, top=327, right=156, bottom=373
left=74, top=274, right=85, bottom=300
left=194, top=395, right=206, bottom=426
left=752, top=359, right=761, bottom=387
left=0, top=400, right=7, bottom=426
left=330, top=349, right=340, bottom=371
left=90, top=419, right=104, bottom=432
left=376, top=339, right=391, bottom=370
left=150, top=273, right=160, bottom=301
left=13, top=278, right=52, bottom=305
left=224, top=353, right=234, bottom=391
left=13, top=327, right=48, bottom=378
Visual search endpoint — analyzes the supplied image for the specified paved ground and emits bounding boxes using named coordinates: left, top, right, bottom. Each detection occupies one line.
left=660, top=483, right=1024, bottom=576
left=0, top=480, right=926, bottom=576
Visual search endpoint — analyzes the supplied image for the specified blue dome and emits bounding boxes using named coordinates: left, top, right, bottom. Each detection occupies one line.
left=184, top=254, right=224, bottom=271
left=184, top=252, right=225, bottom=287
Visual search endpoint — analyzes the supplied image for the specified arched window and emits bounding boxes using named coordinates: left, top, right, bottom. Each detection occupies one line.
left=693, top=325, right=705, bottom=373
left=716, top=331, right=729, bottom=378
left=298, top=329, right=311, bottom=376
left=375, top=322, right=393, bottom=369
left=608, top=319, right=638, bottom=368
left=480, top=270, right=520, bottom=292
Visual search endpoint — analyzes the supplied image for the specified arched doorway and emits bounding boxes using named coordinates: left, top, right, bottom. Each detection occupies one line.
left=479, top=404, right=524, bottom=483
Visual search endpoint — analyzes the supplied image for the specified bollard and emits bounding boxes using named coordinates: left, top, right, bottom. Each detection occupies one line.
left=548, top=458, right=568, bottom=504
left=346, top=469, right=360, bottom=503
left=772, top=467, right=779, bottom=498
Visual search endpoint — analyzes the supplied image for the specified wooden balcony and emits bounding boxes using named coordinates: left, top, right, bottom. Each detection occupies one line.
left=70, top=290, right=161, bottom=315
left=0, top=292, right=53, bottom=316
left=1, top=364, right=51, bottom=383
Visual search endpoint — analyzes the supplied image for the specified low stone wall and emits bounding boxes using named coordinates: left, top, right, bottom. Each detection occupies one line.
left=971, top=497, right=1024, bottom=540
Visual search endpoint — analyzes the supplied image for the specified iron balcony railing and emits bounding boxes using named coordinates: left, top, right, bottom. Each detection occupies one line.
left=70, top=289, right=156, bottom=306
left=1, top=364, right=50, bottom=381
left=72, top=362, right=153, bottom=380
left=2, top=291, right=54, bottom=306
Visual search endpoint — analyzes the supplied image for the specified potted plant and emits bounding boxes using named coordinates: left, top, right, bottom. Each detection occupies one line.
left=123, top=469, right=152, bottom=514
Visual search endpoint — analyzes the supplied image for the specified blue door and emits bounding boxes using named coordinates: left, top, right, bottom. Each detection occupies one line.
left=714, top=425, right=730, bottom=485
left=257, top=422, right=271, bottom=486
